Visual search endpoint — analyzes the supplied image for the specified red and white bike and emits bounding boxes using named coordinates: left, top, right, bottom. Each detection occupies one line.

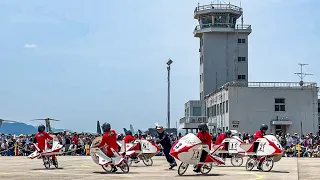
left=170, top=133, right=225, bottom=176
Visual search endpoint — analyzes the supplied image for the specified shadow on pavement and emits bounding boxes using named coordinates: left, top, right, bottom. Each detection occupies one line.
left=92, top=171, right=140, bottom=174
left=178, top=173, right=224, bottom=177
left=30, top=167, right=64, bottom=170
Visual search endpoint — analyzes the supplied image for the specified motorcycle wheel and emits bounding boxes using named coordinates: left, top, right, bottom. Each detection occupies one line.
left=101, top=165, right=112, bottom=172
left=142, top=157, right=153, bottom=166
left=43, top=156, right=50, bottom=169
left=245, top=157, right=255, bottom=171
left=54, top=159, right=59, bottom=168
left=231, top=155, right=243, bottom=167
left=261, top=157, right=274, bottom=172
left=178, top=162, right=189, bottom=176
left=119, top=161, right=130, bottom=173
left=125, top=156, right=133, bottom=166
left=200, top=163, right=213, bottom=174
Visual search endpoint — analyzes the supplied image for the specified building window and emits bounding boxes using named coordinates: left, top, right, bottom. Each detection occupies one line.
left=213, top=104, right=217, bottom=116
left=275, top=98, right=285, bottom=111
left=200, top=38, right=203, bottom=47
left=222, top=102, right=225, bottom=113
left=219, top=103, right=222, bottom=114
left=226, top=100, right=229, bottom=113
left=200, top=74, right=202, bottom=82
left=238, top=38, right=246, bottom=43
left=217, top=104, right=220, bottom=115
left=193, top=107, right=201, bottom=116
left=238, top=57, right=246, bottom=62
left=237, top=75, right=246, bottom=80
left=200, top=55, right=203, bottom=64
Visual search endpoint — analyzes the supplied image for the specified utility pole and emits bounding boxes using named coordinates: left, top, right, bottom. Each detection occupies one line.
left=166, top=59, right=173, bottom=129
left=294, top=63, right=313, bottom=86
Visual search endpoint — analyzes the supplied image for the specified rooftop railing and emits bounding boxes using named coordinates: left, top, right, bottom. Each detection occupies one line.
left=194, top=23, right=251, bottom=31
left=205, top=81, right=318, bottom=99
left=180, top=116, right=208, bottom=124
left=195, top=4, right=242, bottom=13
left=227, top=81, right=317, bottom=88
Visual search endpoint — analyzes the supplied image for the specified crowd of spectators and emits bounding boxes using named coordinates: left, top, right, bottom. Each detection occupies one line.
left=1, top=130, right=319, bottom=158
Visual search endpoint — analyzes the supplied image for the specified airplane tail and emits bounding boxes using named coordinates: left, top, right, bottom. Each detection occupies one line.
left=130, top=124, right=135, bottom=134
left=97, top=121, right=102, bottom=135
left=138, top=129, right=143, bottom=134
left=123, top=128, right=128, bottom=134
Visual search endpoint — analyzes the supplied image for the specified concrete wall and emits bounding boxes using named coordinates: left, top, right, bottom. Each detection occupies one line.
left=206, top=86, right=319, bottom=134
left=184, top=100, right=205, bottom=116
left=200, top=32, right=249, bottom=100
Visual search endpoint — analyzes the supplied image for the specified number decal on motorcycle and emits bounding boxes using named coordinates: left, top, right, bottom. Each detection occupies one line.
left=191, top=150, right=200, bottom=160
left=258, top=142, right=266, bottom=152
left=174, top=143, right=182, bottom=149
left=142, top=143, right=150, bottom=150
left=229, top=142, right=238, bottom=150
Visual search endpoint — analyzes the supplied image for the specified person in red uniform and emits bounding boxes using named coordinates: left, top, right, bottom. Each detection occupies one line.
left=215, top=130, right=232, bottom=159
left=215, top=130, right=232, bottom=145
left=123, top=130, right=140, bottom=163
left=123, top=130, right=136, bottom=144
left=97, top=123, right=119, bottom=172
left=34, top=125, right=57, bottom=165
left=253, top=124, right=268, bottom=170
left=194, top=123, right=212, bottom=173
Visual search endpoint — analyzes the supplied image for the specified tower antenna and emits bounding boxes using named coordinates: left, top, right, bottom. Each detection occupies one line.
left=294, top=63, right=313, bottom=86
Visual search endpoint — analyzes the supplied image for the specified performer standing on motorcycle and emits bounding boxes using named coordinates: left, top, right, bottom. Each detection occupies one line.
left=34, top=125, right=57, bottom=165
left=215, top=130, right=232, bottom=159
left=98, top=123, right=119, bottom=172
left=155, top=125, right=177, bottom=169
left=254, top=124, right=268, bottom=170
left=194, top=123, right=212, bottom=173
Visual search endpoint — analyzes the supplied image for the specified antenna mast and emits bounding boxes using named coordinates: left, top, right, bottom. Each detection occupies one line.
left=294, top=63, right=313, bottom=86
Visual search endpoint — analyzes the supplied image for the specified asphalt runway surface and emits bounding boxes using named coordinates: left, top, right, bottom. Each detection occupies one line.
left=0, top=156, right=319, bottom=180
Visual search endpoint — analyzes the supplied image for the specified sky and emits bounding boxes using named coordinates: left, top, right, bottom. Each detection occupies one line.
left=0, top=0, right=319, bottom=133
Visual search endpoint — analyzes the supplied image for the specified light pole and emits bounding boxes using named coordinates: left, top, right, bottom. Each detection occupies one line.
left=167, top=59, right=173, bottom=129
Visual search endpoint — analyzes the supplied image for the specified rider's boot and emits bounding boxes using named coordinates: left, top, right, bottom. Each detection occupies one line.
left=257, top=161, right=262, bottom=170
left=134, top=157, right=140, bottom=163
left=193, top=165, right=201, bottom=173
left=169, top=162, right=177, bottom=169
left=111, top=165, right=118, bottom=172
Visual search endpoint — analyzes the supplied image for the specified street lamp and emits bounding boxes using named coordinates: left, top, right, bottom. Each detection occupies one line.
left=167, top=59, right=173, bottom=129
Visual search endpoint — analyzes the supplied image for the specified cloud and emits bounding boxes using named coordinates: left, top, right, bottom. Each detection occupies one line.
left=24, top=44, right=37, bottom=48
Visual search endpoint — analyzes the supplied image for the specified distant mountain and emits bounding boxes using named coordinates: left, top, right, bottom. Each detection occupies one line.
left=0, top=122, right=37, bottom=135
left=0, top=122, right=72, bottom=135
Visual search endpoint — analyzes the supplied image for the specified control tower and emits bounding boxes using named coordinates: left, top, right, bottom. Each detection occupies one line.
left=194, top=3, right=252, bottom=100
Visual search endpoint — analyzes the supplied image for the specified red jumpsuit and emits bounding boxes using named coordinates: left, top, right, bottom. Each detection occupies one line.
left=35, top=132, right=56, bottom=160
left=123, top=135, right=136, bottom=143
left=215, top=133, right=227, bottom=145
left=196, top=131, right=212, bottom=150
left=98, top=130, right=118, bottom=157
left=254, top=130, right=265, bottom=162
left=123, top=134, right=139, bottom=151
left=254, top=130, right=264, bottom=141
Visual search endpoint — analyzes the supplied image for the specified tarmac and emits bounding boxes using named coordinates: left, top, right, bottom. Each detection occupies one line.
left=0, top=156, right=319, bottom=180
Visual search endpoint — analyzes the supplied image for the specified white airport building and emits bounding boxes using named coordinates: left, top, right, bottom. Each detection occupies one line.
left=179, top=3, right=319, bottom=135
left=205, top=81, right=319, bottom=135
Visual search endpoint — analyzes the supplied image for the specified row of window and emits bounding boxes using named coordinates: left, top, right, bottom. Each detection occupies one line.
left=207, top=100, right=229, bottom=117
left=237, top=75, right=246, bottom=80
left=201, top=56, right=246, bottom=64
left=238, top=38, right=246, bottom=43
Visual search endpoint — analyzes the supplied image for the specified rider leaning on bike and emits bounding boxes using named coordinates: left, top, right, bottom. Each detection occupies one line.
left=194, top=123, right=212, bottom=173
left=215, top=130, right=232, bottom=159
left=96, top=123, right=119, bottom=172
left=253, top=124, right=268, bottom=170
left=34, top=125, right=57, bottom=165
